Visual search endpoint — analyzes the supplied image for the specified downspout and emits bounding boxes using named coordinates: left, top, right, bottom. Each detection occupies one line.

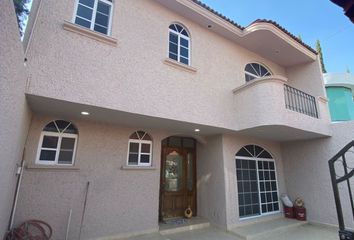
left=7, top=153, right=25, bottom=231
left=7, top=114, right=33, bottom=231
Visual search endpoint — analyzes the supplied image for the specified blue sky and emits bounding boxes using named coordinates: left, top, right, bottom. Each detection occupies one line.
left=201, top=0, right=354, bottom=73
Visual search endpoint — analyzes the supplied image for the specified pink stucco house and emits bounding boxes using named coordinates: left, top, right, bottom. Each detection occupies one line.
left=1, top=0, right=353, bottom=239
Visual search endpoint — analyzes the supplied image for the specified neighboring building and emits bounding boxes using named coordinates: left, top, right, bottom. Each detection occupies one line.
left=2, top=0, right=354, bottom=239
left=324, top=73, right=354, bottom=121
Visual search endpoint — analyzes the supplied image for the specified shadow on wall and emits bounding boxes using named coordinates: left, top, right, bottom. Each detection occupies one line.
left=282, top=121, right=354, bottom=229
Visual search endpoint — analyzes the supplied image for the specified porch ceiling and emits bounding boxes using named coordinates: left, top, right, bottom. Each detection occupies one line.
left=26, top=94, right=229, bottom=137
left=237, top=125, right=329, bottom=142
left=154, top=0, right=317, bottom=67
left=26, top=94, right=329, bottom=142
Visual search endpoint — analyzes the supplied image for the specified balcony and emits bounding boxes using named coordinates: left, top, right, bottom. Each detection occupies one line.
left=284, top=84, right=318, bottom=118
left=232, top=76, right=331, bottom=141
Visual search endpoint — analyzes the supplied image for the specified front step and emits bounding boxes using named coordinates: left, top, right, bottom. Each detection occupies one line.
left=159, top=217, right=210, bottom=235
left=230, top=218, right=307, bottom=240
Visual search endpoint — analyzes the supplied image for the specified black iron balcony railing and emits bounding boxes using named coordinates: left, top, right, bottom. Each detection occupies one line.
left=284, top=84, right=318, bottom=118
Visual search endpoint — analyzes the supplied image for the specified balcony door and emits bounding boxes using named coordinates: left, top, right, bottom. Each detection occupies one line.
left=159, top=137, right=196, bottom=220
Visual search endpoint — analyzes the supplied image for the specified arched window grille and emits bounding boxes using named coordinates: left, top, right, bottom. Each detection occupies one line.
left=168, top=23, right=190, bottom=65
left=127, top=131, right=152, bottom=166
left=245, top=63, right=272, bottom=82
left=36, top=120, right=78, bottom=165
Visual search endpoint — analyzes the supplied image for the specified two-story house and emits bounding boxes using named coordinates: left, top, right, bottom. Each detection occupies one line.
left=3, top=0, right=353, bottom=240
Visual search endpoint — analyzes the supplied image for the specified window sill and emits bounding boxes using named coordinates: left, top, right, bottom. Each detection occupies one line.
left=121, top=165, right=157, bottom=171
left=62, top=21, right=117, bottom=46
left=163, top=58, right=197, bottom=73
left=26, top=164, right=80, bottom=171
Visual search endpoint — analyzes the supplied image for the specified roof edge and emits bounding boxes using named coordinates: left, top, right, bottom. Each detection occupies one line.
left=191, top=0, right=318, bottom=55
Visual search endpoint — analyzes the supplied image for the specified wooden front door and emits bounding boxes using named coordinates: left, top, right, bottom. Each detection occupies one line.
left=159, top=137, right=196, bottom=220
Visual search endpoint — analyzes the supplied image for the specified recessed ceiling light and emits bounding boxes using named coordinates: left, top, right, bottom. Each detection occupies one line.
left=81, top=111, right=90, bottom=116
left=194, top=128, right=200, bottom=132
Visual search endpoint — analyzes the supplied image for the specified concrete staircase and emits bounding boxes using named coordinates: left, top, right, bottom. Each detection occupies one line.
left=159, top=217, right=210, bottom=235
left=230, top=218, right=307, bottom=240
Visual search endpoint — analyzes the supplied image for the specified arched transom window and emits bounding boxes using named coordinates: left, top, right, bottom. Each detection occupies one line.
left=245, top=63, right=272, bottom=82
left=168, top=23, right=190, bottom=65
left=36, top=120, right=78, bottom=166
left=235, top=145, right=279, bottom=219
left=127, top=131, right=152, bottom=166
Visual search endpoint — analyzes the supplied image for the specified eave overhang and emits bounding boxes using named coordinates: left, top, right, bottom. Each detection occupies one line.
left=155, top=0, right=318, bottom=67
left=331, top=0, right=354, bottom=23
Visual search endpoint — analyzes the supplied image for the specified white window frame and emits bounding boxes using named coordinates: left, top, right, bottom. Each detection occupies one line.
left=168, top=24, right=191, bottom=66
left=35, top=131, right=78, bottom=166
left=72, top=0, right=114, bottom=35
left=236, top=155, right=280, bottom=220
left=245, top=62, right=272, bottom=81
left=127, top=139, right=152, bottom=167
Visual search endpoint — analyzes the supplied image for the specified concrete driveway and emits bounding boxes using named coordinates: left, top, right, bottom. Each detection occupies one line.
left=122, top=224, right=338, bottom=240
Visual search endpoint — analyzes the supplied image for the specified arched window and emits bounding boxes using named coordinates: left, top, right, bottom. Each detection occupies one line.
left=245, top=63, right=272, bottom=82
left=235, top=145, right=279, bottom=219
left=127, top=131, right=152, bottom=166
left=36, top=120, right=78, bottom=166
left=168, top=23, right=190, bottom=65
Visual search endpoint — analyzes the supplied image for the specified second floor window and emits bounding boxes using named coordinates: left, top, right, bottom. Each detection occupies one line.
left=74, top=0, right=113, bottom=35
left=169, top=23, right=190, bottom=65
left=245, top=63, right=272, bottom=82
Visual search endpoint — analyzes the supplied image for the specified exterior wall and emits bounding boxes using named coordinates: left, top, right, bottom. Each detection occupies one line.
left=24, top=0, right=288, bottom=132
left=0, top=0, right=32, bottom=236
left=286, top=57, right=327, bottom=98
left=221, top=134, right=287, bottom=229
left=22, top=0, right=41, bottom=53
left=285, top=57, right=331, bottom=125
left=326, top=86, right=354, bottom=121
left=197, top=135, right=227, bottom=228
left=16, top=114, right=172, bottom=240
left=16, top=114, right=290, bottom=239
left=282, top=121, right=354, bottom=229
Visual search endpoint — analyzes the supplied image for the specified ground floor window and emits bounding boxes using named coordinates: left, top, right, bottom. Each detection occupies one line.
left=236, top=145, right=279, bottom=219
left=36, top=120, right=78, bottom=166
left=127, top=131, right=152, bottom=166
